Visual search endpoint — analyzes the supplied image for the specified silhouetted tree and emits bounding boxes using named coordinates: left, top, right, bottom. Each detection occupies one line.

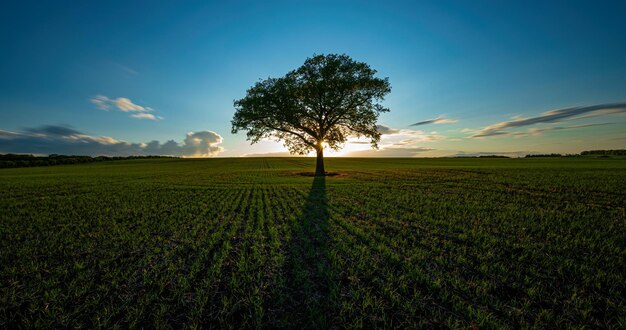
left=232, top=54, right=391, bottom=176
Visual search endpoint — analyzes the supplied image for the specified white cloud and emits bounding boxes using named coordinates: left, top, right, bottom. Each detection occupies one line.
left=115, top=97, right=147, bottom=112
left=90, top=95, right=111, bottom=110
left=90, top=95, right=161, bottom=120
left=376, top=124, right=446, bottom=143
left=131, top=113, right=158, bottom=120
left=180, top=131, right=224, bottom=157
left=0, top=125, right=223, bottom=157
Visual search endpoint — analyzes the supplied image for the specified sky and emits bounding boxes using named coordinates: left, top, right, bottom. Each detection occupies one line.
left=1, top=0, right=625, bottom=157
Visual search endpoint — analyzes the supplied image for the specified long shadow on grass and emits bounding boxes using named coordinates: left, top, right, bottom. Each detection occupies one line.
left=270, top=175, right=336, bottom=327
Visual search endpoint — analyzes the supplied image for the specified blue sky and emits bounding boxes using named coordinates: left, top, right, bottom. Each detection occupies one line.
left=1, top=0, right=625, bottom=157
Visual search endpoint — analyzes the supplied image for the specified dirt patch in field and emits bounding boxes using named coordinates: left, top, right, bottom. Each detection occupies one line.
left=296, top=172, right=345, bottom=177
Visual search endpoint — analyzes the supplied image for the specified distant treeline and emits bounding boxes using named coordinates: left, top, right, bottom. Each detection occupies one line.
left=580, top=149, right=626, bottom=156
left=524, top=153, right=576, bottom=158
left=526, top=150, right=626, bottom=158
left=0, top=154, right=176, bottom=168
left=455, top=150, right=626, bottom=159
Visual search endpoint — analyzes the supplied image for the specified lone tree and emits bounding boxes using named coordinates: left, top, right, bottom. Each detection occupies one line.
left=232, top=54, right=391, bottom=176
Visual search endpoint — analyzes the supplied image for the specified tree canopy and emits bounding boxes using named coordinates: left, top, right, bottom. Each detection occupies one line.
left=232, top=54, right=391, bottom=175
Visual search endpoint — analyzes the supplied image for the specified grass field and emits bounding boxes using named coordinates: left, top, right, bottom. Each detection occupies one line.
left=1, top=157, right=625, bottom=328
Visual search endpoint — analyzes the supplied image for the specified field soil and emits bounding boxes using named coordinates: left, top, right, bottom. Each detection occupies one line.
left=1, top=157, right=625, bottom=328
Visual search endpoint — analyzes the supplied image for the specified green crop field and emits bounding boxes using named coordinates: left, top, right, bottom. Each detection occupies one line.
left=1, top=157, right=625, bottom=328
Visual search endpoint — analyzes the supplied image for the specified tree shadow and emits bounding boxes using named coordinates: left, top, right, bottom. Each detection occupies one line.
left=270, top=176, right=336, bottom=328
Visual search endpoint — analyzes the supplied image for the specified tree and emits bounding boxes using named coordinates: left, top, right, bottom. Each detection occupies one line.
left=232, top=54, right=391, bottom=176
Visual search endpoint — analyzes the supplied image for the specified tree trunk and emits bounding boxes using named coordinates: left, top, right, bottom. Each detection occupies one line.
left=315, top=147, right=325, bottom=176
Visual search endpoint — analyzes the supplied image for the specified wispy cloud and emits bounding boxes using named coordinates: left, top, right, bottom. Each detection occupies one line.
left=115, top=97, right=148, bottom=112
left=410, top=117, right=458, bottom=126
left=0, top=125, right=223, bottom=157
left=376, top=125, right=400, bottom=135
left=115, top=63, right=138, bottom=76
left=512, top=123, right=612, bottom=137
left=346, top=147, right=433, bottom=157
left=473, top=122, right=614, bottom=138
left=91, top=95, right=111, bottom=110
left=472, top=102, right=626, bottom=138
left=90, top=95, right=162, bottom=120
left=131, top=113, right=161, bottom=120
left=376, top=124, right=445, bottom=142
left=339, top=124, right=443, bottom=157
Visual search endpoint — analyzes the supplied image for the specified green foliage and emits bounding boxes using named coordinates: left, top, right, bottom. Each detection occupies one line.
left=232, top=54, right=391, bottom=155
left=1, top=157, right=625, bottom=328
